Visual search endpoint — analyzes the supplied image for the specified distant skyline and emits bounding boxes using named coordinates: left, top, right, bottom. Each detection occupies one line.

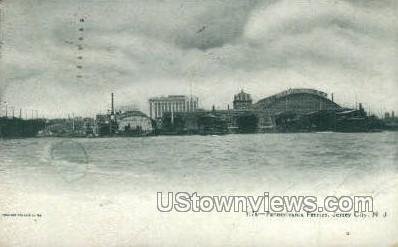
left=0, top=0, right=397, bottom=118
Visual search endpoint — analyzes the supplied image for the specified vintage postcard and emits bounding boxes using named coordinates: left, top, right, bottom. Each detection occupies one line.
left=0, top=0, right=397, bottom=246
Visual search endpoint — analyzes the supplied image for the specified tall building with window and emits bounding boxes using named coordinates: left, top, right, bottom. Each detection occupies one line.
left=149, top=95, right=199, bottom=119
left=233, top=90, right=253, bottom=110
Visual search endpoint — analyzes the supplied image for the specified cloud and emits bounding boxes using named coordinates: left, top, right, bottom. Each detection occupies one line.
left=0, top=0, right=397, bottom=117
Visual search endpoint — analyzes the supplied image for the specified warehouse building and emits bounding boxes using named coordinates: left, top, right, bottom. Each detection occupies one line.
left=148, top=95, right=199, bottom=120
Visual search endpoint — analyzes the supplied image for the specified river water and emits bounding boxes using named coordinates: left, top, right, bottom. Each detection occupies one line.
left=0, top=132, right=397, bottom=246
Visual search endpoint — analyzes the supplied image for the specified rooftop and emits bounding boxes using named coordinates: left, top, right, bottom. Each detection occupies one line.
left=149, top=95, right=198, bottom=101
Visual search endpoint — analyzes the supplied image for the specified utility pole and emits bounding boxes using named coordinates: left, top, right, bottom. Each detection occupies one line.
left=72, top=113, right=75, bottom=131
left=354, top=94, right=358, bottom=110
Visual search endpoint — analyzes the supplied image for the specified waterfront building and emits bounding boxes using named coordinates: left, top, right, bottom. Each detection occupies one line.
left=153, top=88, right=388, bottom=134
left=158, top=110, right=229, bottom=135
left=233, top=90, right=252, bottom=110
left=383, top=111, right=398, bottom=130
left=95, top=113, right=117, bottom=136
left=45, top=117, right=95, bottom=137
left=148, top=95, right=199, bottom=120
left=252, top=88, right=341, bottom=128
left=116, top=110, right=153, bottom=135
left=0, top=118, right=45, bottom=138
left=158, top=89, right=340, bottom=133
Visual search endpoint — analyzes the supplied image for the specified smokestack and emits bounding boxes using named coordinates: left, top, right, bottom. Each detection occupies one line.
left=331, top=93, right=334, bottom=102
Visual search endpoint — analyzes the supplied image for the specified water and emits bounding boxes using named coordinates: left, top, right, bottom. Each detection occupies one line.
left=0, top=133, right=397, bottom=246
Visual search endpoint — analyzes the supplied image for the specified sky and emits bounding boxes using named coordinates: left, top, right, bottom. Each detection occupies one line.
left=0, top=0, right=397, bottom=118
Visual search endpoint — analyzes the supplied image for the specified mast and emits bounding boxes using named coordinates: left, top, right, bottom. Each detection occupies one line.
left=72, top=113, right=75, bottom=131
left=111, top=92, right=115, bottom=115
